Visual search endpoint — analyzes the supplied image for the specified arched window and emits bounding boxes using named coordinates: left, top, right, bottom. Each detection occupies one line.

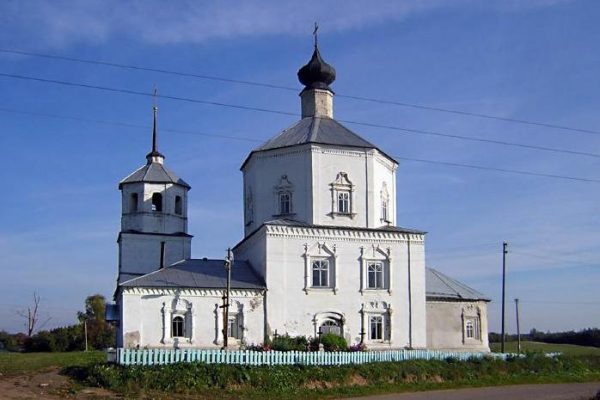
left=320, top=319, right=342, bottom=336
left=130, top=193, right=138, bottom=213
left=151, top=193, right=163, bottom=212
left=465, top=320, right=474, bottom=339
left=172, top=315, right=185, bottom=337
left=174, top=195, right=182, bottom=215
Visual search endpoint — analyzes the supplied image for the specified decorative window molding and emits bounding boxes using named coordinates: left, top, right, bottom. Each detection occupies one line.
left=462, top=305, right=482, bottom=343
left=161, top=298, right=194, bottom=345
left=329, top=172, right=356, bottom=219
left=244, top=187, right=254, bottom=226
left=214, top=301, right=245, bottom=345
left=361, top=301, right=393, bottom=344
left=359, top=245, right=392, bottom=294
left=380, top=182, right=390, bottom=223
left=303, top=242, right=338, bottom=294
left=273, top=175, right=295, bottom=217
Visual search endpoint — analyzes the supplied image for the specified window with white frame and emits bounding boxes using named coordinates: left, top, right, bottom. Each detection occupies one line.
left=380, top=182, right=390, bottom=222
left=465, top=317, right=480, bottom=340
left=171, top=315, right=185, bottom=338
left=369, top=315, right=383, bottom=340
left=312, top=259, right=330, bottom=288
left=381, top=198, right=388, bottom=222
left=330, top=172, right=354, bottom=217
left=274, top=175, right=294, bottom=216
left=228, top=314, right=243, bottom=340
left=279, top=191, right=292, bottom=215
left=367, top=262, right=385, bottom=289
left=337, top=191, right=350, bottom=214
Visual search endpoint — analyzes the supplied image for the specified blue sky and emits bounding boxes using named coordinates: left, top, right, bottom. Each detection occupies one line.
left=0, top=0, right=598, bottom=335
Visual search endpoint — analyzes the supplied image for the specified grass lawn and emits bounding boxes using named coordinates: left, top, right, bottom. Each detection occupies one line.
left=0, top=351, right=105, bottom=376
left=490, top=341, right=600, bottom=356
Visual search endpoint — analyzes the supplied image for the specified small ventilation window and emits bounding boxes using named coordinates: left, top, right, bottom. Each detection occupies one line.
left=130, top=193, right=138, bottom=213
left=175, top=195, right=183, bottom=215
left=151, top=193, right=163, bottom=212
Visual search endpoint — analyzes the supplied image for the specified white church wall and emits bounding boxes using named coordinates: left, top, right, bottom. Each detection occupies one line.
left=234, top=228, right=267, bottom=280
left=426, top=300, right=490, bottom=352
left=119, top=288, right=265, bottom=348
left=242, top=146, right=313, bottom=236
left=371, top=154, right=397, bottom=227
left=247, top=224, right=426, bottom=349
left=119, top=233, right=191, bottom=278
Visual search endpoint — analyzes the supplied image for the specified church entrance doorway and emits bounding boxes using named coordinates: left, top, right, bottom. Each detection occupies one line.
left=320, top=319, right=342, bottom=336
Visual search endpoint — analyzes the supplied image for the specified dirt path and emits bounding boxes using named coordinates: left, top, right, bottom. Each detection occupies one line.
left=0, top=368, right=116, bottom=399
left=351, top=382, right=600, bottom=400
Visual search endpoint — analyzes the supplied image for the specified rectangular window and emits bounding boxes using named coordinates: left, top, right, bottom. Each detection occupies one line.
left=367, top=262, right=384, bottom=289
left=337, top=192, right=350, bottom=214
left=369, top=315, right=383, bottom=340
left=175, top=195, right=182, bottom=215
left=228, top=315, right=242, bottom=339
left=312, top=259, right=329, bottom=287
left=465, top=317, right=480, bottom=340
left=172, top=315, right=185, bottom=338
left=130, top=193, right=138, bottom=213
left=279, top=192, right=291, bottom=214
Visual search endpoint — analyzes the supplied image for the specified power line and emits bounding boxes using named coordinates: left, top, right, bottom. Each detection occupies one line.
left=2, top=47, right=599, bottom=136
left=519, top=300, right=600, bottom=305
left=1, top=106, right=599, bottom=184
left=2, top=72, right=600, bottom=161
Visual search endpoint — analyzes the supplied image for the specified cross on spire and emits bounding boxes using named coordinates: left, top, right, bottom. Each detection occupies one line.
left=146, top=85, right=164, bottom=163
left=313, top=22, right=319, bottom=48
left=152, top=86, right=158, bottom=154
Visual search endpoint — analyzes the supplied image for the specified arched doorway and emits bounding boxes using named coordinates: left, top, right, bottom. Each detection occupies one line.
left=319, top=318, right=343, bottom=336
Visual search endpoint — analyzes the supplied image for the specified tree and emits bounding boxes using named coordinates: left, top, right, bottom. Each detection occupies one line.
left=17, top=292, right=50, bottom=337
left=77, top=294, right=115, bottom=350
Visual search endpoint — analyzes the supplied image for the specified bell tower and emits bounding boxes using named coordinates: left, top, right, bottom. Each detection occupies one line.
left=117, top=102, right=192, bottom=283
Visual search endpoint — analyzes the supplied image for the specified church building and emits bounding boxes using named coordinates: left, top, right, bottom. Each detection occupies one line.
left=110, top=42, right=490, bottom=352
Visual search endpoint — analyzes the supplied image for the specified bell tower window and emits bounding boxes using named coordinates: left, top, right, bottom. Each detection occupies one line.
left=174, top=195, right=182, bottom=215
left=130, top=193, right=138, bottom=213
left=279, top=192, right=292, bottom=215
left=151, top=193, right=163, bottom=212
left=330, top=172, right=355, bottom=218
left=273, top=175, right=295, bottom=217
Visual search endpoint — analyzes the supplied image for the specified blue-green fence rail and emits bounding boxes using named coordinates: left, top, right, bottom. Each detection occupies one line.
left=114, top=348, right=510, bottom=366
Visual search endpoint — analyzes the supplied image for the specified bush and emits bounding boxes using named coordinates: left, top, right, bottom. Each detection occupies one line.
left=271, top=334, right=309, bottom=352
left=320, top=333, right=348, bottom=351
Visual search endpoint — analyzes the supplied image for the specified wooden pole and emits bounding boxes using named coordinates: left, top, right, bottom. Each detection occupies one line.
left=515, top=298, right=521, bottom=354
left=84, top=319, right=88, bottom=352
left=501, top=241, right=508, bottom=353
left=222, top=248, right=233, bottom=349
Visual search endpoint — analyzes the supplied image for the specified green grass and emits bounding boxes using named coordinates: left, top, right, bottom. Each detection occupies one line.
left=490, top=341, right=600, bottom=356
left=0, top=351, right=105, bottom=376
left=68, top=354, right=600, bottom=399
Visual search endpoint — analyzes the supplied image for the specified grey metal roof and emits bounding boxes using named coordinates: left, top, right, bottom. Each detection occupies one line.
left=120, top=258, right=265, bottom=290
left=119, top=162, right=190, bottom=189
left=426, top=268, right=490, bottom=301
left=257, top=117, right=377, bottom=152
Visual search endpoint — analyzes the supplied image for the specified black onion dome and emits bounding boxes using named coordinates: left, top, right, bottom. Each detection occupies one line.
left=297, top=46, right=336, bottom=91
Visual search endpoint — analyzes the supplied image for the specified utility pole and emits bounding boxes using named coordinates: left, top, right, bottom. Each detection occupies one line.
left=84, top=319, right=88, bottom=352
left=515, top=298, right=521, bottom=354
left=221, top=248, right=233, bottom=349
left=501, top=241, right=508, bottom=353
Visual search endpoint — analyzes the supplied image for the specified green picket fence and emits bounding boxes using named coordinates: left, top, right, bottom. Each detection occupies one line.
left=115, top=348, right=509, bottom=366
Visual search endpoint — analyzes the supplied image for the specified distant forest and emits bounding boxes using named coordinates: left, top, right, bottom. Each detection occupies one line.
left=490, top=328, right=600, bottom=348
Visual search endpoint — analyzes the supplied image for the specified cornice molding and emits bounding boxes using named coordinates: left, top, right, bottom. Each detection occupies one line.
left=265, top=224, right=424, bottom=243
left=122, top=287, right=264, bottom=297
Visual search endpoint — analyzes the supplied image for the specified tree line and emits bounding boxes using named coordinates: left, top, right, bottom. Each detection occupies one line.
left=0, top=294, right=115, bottom=352
left=489, top=328, right=600, bottom=348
